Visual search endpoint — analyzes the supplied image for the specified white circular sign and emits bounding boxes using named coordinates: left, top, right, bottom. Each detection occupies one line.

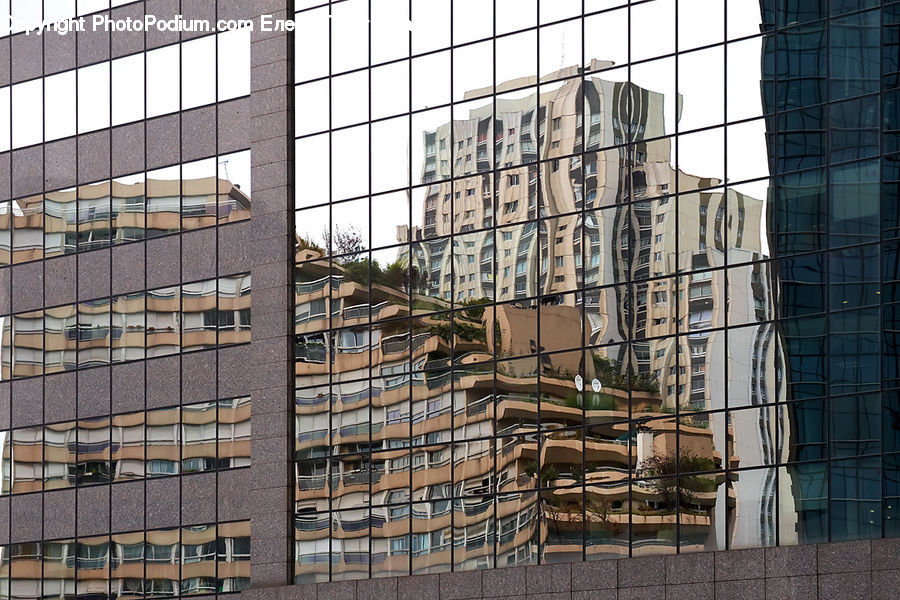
left=574, top=374, right=583, bottom=391
left=591, top=378, right=602, bottom=393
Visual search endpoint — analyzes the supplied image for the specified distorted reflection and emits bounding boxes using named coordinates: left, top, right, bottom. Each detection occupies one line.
left=0, top=398, right=249, bottom=495
left=0, top=521, right=256, bottom=598
left=0, top=151, right=250, bottom=268
left=0, top=272, right=250, bottom=377
left=294, top=39, right=784, bottom=575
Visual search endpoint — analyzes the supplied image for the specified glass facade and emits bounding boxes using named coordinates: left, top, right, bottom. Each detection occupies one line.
left=0, top=2, right=254, bottom=598
left=293, top=0, right=900, bottom=581
left=0, top=520, right=251, bottom=598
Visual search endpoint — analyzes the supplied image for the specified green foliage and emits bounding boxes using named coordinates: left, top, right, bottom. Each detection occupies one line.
left=341, top=257, right=417, bottom=293
left=459, top=296, right=491, bottom=320
left=540, top=465, right=559, bottom=486
left=427, top=320, right=487, bottom=344
left=640, top=450, right=719, bottom=508
left=592, top=354, right=660, bottom=393
left=297, top=236, right=324, bottom=253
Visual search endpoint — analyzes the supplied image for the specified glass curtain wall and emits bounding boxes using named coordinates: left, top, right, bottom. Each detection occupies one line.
left=292, top=0, right=900, bottom=581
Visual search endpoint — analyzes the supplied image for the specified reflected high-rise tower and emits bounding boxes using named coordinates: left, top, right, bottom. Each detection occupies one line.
left=293, top=55, right=781, bottom=575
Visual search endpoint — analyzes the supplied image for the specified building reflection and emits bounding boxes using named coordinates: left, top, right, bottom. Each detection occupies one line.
left=0, top=398, right=251, bottom=494
left=0, top=273, right=251, bottom=380
left=294, top=64, right=779, bottom=579
left=0, top=521, right=250, bottom=600
left=0, top=152, right=250, bottom=266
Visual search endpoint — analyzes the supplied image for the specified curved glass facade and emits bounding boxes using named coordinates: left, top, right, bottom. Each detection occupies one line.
left=293, top=0, right=900, bottom=581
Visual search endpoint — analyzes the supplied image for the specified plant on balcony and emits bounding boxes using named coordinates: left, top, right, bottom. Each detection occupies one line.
left=639, top=450, right=717, bottom=508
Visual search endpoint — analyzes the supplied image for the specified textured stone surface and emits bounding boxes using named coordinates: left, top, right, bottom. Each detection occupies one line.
left=0, top=267, right=9, bottom=315
left=77, top=366, right=111, bottom=418
left=398, top=574, right=439, bottom=600
left=483, top=567, right=527, bottom=597
left=11, top=259, right=42, bottom=312
left=182, top=106, right=217, bottom=161
left=526, top=564, right=569, bottom=594
left=357, top=578, right=397, bottom=600
left=145, top=476, right=180, bottom=529
left=666, top=552, right=714, bottom=584
left=78, top=247, right=112, bottom=301
left=11, top=31, right=42, bottom=82
left=76, top=484, right=110, bottom=536
left=0, top=383, right=9, bottom=431
left=0, top=496, right=8, bottom=544
left=219, top=221, right=254, bottom=275
left=715, top=548, right=765, bottom=581
left=11, top=146, right=42, bottom=198
left=77, top=11, right=110, bottom=65
left=146, top=113, right=181, bottom=169
left=440, top=572, right=483, bottom=600
left=767, top=545, right=817, bottom=578
left=11, top=376, right=43, bottom=428
left=182, top=227, right=218, bottom=282
left=78, top=131, right=112, bottom=184
left=43, top=488, right=76, bottom=540
left=218, top=344, right=254, bottom=398
left=44, top=371, right=76, bottom=423
left=111, top=122, right=146, bottom=177
left=617, top=585, right=665, bottom=600
left=665, top=582, right=714, bottom=600
left=111, top=360, right=145, bottom=414
left=111, top=479, right=145, bottom=533
left=45, top=29, right=76, bottom=75
left=618, top=556, right=666, bottom=588
left=111, top=242, right=146, bottom=295
left=181, top=472, right=217, bottom=525
left=572, top=591, right=617, bottom=600
left=714, top=579, right=766, bottom=600
left=110, top=1, right=145, bottom=58
left=817, top=540, right=871, bottom=574
left=817, top=572, right=870, bottom=599
left=44, top=138, right=77, bottom=190
left=872, top=569, right=900, bottom=600
left=218, top=97, right=253, bottom=154
left=146, top=355, right=181, bottom=409
left=872, top=538, right=900, bottom=571
left=10, top=492, right=42, bottom=542
left=764, top=575, right=817, bottom=600
left=146, top=234, right=181, bottom=289
left=145, top=0, right=180, bottom=48
left=181, top=349, right=217, bottom=402
left=44, top=255, right=77, bottom=308
left=318, top=582, right=356, bottom=600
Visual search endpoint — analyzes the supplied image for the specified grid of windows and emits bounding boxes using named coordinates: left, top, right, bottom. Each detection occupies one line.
left=0, top=1, right=255, bottom=592
left=1, top=397, right=251, bottom=494
left=0, top=151, right=251, bottom=266
left=0, top=273, right=251, bottom=379
left=0, top=520, right=250, bottom=598
left=0, top=27, right=250, bottom=152
left=292, top=0, right=900, bottom=581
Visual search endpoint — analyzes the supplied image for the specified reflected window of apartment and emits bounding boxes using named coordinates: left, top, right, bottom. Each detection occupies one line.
left=146, top=165, right=181, bottom=237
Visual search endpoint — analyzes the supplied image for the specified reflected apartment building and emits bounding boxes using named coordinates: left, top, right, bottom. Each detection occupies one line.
left=293, top=64, right=780, bottom=578
left=0, top=169, right=253, bottom=598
